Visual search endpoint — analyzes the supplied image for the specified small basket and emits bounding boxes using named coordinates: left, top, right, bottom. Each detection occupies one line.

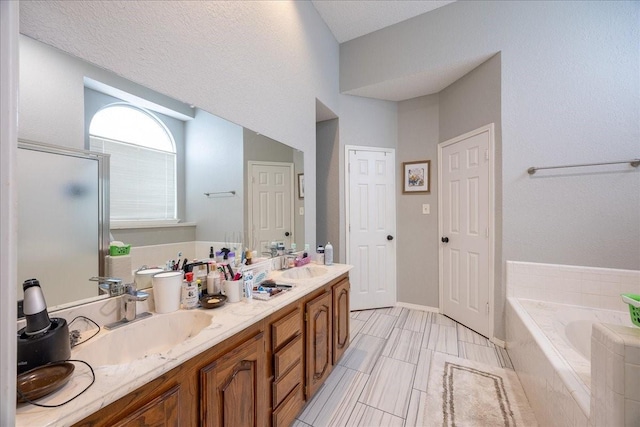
left=109, top=244, right=131, bottom=256
left=294, top=256, right=311, bottom=267
left=621, top=294, right=640, bottom=327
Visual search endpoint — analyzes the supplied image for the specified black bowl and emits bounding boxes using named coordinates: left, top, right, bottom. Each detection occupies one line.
left=200, top=294, right=227, bottom=309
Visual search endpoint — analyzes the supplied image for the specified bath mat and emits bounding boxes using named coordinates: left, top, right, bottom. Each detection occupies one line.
left=424, top=353, right=537, bottom=426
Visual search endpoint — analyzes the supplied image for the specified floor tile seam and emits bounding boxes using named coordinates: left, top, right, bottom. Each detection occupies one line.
left=496, top=346, right=516, bottom=371
left=357, top=355, right=418, bottom=419
left=339, top=332, right=385, bottom=374
left=300, top=361, right=354, bottom=425
left=321, top=366, right=371, bottom=427
left=352, top=400, right=408, bottom=422
left=384, top=329, right=423, bottom=365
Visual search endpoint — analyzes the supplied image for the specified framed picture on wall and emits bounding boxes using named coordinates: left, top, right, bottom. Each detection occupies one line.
left=298, top=173, right=304, bottom=199
left=402, top=160, right=430, bottom=194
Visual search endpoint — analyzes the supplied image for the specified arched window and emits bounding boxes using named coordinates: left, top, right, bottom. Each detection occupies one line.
left=89, top=104, right=177, bottom=221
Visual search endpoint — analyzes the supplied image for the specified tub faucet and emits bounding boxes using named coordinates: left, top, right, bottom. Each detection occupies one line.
left=105, top=283, right=151, bottom=330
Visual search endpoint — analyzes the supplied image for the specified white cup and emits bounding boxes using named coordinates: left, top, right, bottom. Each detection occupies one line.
left=135, top=268, right=164, bottom=289
left=223, top=279, right=242, bottom=303
left=152, top=271, right=182, bottom=313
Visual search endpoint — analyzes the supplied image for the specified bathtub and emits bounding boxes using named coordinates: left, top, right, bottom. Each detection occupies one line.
left=506, top=297, right=634, bottom=426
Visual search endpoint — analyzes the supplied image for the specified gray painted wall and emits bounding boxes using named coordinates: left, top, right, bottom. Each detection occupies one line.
left=185, top=109, right=244, bottom=241
left=20, top=0, right=341, bottom=251
left=316, top=118, right=340, bottom=259
left=337, top=95, right=398, bottom=263
left=341, top=1, right=640, bottom=271
left=396, top=94, right=440, bottom=307
left=438, top=54, right=503, bottom=335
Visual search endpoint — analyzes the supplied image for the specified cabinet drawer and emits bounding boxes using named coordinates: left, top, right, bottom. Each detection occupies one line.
left=271, top=307, right=302, bottom=350
left=272, top=384, right=304, bottom=427
left=274, top=334, right=302, bottom=380
left=272, top=359, right=302, bottom=408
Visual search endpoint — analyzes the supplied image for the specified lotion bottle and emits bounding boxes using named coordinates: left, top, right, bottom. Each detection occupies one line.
left=325, top=242, right=333, bottom=265
left=182, top=272, right=198, bottom=309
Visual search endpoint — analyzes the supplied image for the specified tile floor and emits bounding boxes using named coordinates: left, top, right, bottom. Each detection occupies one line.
left=293, top=306, right=516, bottom=427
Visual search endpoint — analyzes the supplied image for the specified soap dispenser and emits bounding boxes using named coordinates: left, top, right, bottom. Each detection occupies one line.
left=182, top=272, right=198, bottom=309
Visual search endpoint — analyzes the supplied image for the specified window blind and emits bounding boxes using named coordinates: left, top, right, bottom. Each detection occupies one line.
left=90, top=136, right=176, bottom=220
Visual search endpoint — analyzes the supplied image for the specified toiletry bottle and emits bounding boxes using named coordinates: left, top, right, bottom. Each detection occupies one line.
left=325, top=242, right=334, bottom=265
left=182, top=272, right=198, bottom=309
left=244, top=270, right=254, bottom=300
left=245, top=248, right=252, bottom=265
left=209, top=246, right=215, bottom=259
left=206, top=263, right=218, bottom=294
left=316, top=245, right=325, bottom=265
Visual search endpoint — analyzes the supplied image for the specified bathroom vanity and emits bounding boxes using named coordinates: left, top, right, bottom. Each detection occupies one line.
left=16, top=264, right=351, bottom=427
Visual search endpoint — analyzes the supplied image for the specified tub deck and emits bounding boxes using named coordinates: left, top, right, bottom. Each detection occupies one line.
left=518, top=299, right=632, bottom=390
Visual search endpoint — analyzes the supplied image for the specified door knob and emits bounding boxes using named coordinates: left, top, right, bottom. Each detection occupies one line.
left=387, top=235, right=394, bottom=241
left=441, top=237, right=449, bottom=243
left=284, top=232, right=290, bottom=237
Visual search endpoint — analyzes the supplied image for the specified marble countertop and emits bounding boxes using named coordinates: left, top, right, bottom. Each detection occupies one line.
left=16, top=263, right=352, bottom=427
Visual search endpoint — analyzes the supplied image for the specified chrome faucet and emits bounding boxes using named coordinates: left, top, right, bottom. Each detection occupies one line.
left=89, top=276, right=124, bottom=296
left=263, top=243, right=278, bottom=258
left=105, top=283, right=151, bottom=330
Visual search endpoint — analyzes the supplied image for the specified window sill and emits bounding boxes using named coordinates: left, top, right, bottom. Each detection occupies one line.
left=110, top=221, right=197, bottom=230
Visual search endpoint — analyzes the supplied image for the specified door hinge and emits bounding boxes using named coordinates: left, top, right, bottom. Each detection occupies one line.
left=485, top=150, right=489, bottom=161
left=486, top=302, right=490, bottom=314
left=485, top=228, right=489, bottom=238
left=304, top=312, right=308, bottom=322
left=348, top=162, right=351, bottom=173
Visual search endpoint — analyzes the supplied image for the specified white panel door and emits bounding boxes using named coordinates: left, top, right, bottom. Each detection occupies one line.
left=248, top=162, right=294, bottom=252
left=439, top=126, right=492, bottom=337
left=347, top=148, right=396, bottom=310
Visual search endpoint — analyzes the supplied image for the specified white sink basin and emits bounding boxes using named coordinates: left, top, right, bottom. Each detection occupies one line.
left=73, top=310, right=212, bottom=366
left=280, top=265, right=328, bottom=280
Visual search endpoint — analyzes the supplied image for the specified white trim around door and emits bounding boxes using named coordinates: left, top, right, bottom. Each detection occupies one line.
left=438, top=124, right=495, bottom=339
left=345, top=145, right=397, bottom=310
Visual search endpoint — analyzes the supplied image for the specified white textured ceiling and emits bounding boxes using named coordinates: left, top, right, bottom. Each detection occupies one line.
left=311, top=0, right=455, bottom=43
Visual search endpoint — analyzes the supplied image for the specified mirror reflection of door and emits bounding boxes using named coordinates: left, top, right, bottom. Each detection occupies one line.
left=248, top=162, right=294, bottom=254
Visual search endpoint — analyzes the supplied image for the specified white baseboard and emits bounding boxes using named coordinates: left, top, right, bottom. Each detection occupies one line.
left=395, top=302, right=440, bottom=313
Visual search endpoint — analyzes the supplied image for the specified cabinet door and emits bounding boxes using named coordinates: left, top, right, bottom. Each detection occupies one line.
left=332, top=278, right=350, bottom=364
left=200, top=332, right=266, bottom=427
left=112, top=385, right=180, bottom=427
left=305, top=291, right=332, bottom=399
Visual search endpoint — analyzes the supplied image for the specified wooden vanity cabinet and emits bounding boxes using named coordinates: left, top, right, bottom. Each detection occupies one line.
left=73, top=272, right=350, bottom=427
left=73, top=323, right=264, bottom=427
left=304, top=273, right=350, bottom=400
left=332, top=277, right=350, bottom=364
left=304, top=290, right=333, bottom=399
left=200, top=331, right=266, bottom=427
left=111, top=385, right=181, bottom=427
left=266, top=302, right=305, bottom=427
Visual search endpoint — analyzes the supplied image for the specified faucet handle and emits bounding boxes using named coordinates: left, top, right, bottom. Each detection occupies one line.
left=89, top=276, right=124, bottom=296
left=124, top=283, right=149, bottom=301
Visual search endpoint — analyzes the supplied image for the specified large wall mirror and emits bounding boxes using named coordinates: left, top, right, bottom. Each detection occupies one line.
left=18, top=35, right=304, bottom=311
